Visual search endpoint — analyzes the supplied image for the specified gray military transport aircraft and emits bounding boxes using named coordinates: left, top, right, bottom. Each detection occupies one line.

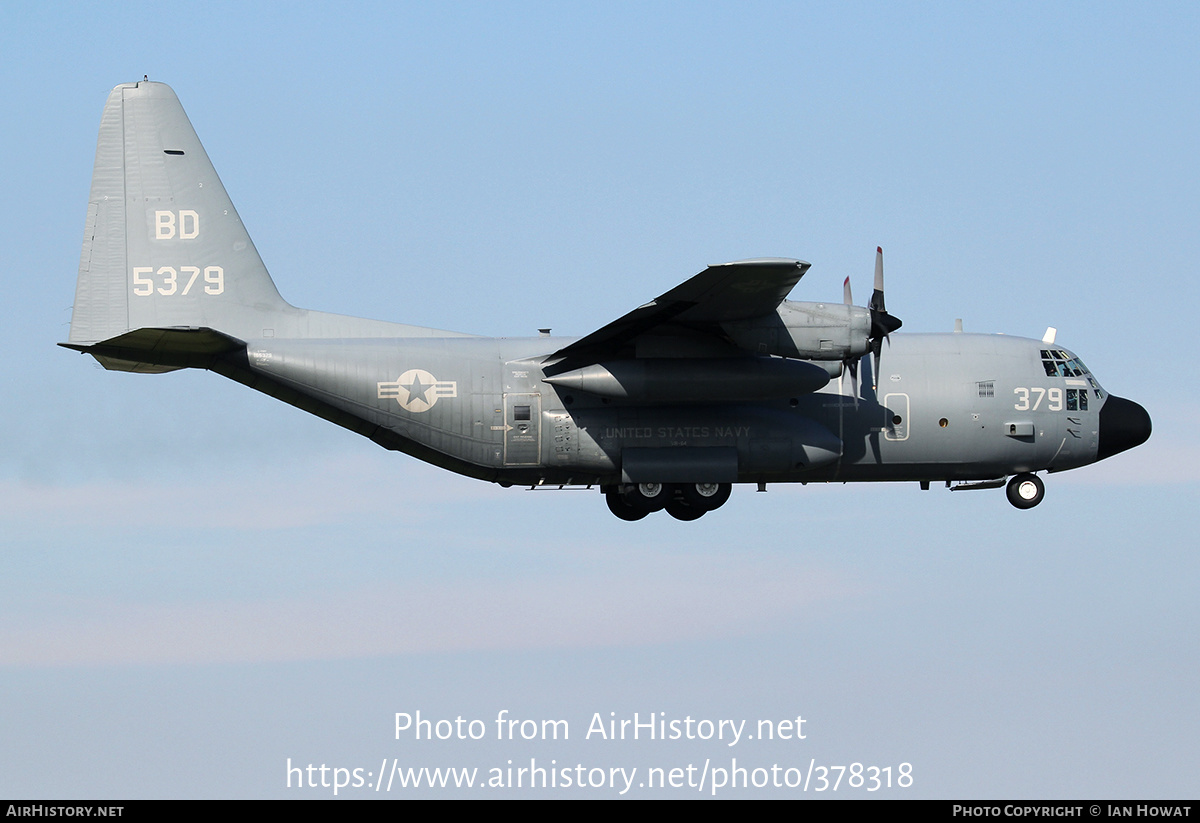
left=64, top=81, right=1152, bottom=521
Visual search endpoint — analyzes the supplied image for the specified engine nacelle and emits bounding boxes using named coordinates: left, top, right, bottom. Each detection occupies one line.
left=721, top=300, right=871, bottom=361
left=542, top=356, right=830, bottom=402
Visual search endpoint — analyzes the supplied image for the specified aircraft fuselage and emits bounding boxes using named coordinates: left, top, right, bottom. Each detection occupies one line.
left=235, top=330, right=1127, bottom=488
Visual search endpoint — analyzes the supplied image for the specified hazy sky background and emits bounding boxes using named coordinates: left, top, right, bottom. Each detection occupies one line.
left=1, top=1, right=1196, bottom=798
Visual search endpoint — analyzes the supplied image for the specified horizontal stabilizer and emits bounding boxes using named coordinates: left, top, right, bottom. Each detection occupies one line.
left=60, top=327, right=243, bottom=372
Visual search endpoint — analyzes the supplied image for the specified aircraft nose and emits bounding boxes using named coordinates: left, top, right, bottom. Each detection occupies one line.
left=1096, top=394, right=1152, bottom=461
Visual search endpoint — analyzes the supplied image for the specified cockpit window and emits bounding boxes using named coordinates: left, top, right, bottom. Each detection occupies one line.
left=1042, top=351, right=1089, bottom=377
left=1041, top=350, right=1104, bottom=400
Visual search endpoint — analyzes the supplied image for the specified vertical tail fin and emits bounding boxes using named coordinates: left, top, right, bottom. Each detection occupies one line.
left=68, top=81, right=289, bottom=353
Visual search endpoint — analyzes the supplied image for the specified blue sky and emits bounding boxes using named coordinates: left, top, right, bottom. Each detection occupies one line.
left=1, top=1, right=1196, bottom=798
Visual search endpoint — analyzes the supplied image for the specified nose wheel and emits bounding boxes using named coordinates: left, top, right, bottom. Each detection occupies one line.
left=1006, top=473, right=1045, bottom=509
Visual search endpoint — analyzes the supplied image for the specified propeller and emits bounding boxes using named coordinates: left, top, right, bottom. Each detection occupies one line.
left=842, top=276, right=859, bottom=398
left=867, top=246, right=902, bottom=389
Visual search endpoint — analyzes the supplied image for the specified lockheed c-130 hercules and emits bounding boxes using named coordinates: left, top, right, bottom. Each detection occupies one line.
left=64, top=81, right=1152, bottom=521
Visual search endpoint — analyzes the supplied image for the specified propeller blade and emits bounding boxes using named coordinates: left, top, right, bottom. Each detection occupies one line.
left=871, top=337, right=882, bottom=391
left=867, top=246, right=902, bottom=389
left=871, top=246, right=885, bottom=313
left=840, top=352, right=860, bottom=397
left=841, top=276, right=860, bottom=401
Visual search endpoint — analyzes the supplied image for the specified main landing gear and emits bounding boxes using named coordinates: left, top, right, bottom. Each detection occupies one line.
left=1005, top=473, right=1045, bottom=509
left=605, top=482, right=733, bottom=521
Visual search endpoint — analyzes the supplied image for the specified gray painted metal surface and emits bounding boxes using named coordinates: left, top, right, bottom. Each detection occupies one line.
left=64, top=82, right=1152, bottom=520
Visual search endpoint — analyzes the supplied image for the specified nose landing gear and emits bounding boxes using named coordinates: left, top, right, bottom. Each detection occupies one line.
left=1006, top=473, right=1045, bottom=509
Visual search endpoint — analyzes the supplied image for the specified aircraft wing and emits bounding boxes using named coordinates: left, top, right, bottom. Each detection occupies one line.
left=546, top=258, right=810, bottom=367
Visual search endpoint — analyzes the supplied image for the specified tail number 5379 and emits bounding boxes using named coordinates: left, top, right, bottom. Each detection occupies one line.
left=131, top=265, right=225, bottom=296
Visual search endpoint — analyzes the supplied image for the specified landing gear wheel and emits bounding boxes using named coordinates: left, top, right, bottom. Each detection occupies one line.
left=665, top=500, right=706, bottom=521
left=1006, top=473, right=1045, bottom=509
left=606, top=490, right=648, bottom=521
left=621, top=482, right=670, bottom=512
left=681, top=482, right=732, bottom=511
